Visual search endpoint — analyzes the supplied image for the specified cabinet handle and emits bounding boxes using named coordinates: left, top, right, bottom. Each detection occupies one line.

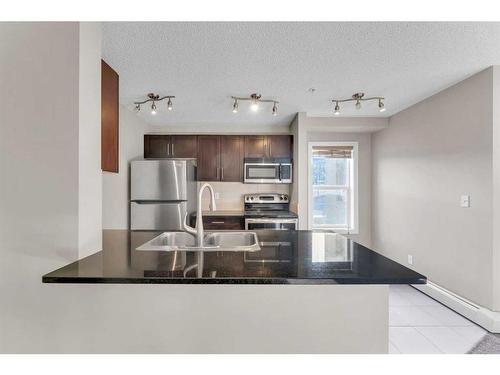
left=221, top=167, right=224, bottom=180
left=211, top=221, right=225, bottom=224
left=167, top=143, right=170, bottom=156
left=216, top=167, right=219, bottom=179
left=171, top=143, right=174, bottom=156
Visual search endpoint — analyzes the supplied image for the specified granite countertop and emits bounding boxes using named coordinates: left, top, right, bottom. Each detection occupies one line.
left=42, top=230, right=426, bottom=285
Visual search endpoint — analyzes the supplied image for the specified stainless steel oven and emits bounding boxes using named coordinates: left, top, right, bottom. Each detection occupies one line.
left=244, top=158, right=292, bottom=184
left=245, top=218, right=298, bottom=230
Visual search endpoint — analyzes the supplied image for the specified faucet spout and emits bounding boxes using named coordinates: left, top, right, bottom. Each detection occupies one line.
left=195, top=183, right=217, bottom=247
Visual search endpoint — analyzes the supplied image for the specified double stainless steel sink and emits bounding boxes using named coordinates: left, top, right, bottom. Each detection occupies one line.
left=136, top=231, right=261, bottom=252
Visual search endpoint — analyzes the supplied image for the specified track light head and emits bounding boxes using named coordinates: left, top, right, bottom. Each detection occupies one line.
left=378, top=99, right=386, bottom=112
left=167, top=98, right=173, bottom=111
left=151, top=101, right=157, bottom=115
left=233, top=99, right=239, bottom=113
left=250, top=93, right=261, bottom=111
left=355, top=100, right=361, bottom=110
left=135, top=104, right=141, bottom=112
left=272, top=102, right=278, bottom=116
left=334, top=101, right=340, bottom=115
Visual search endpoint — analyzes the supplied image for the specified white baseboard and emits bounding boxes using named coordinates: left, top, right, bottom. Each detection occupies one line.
left=413, top=281, right=500, bottom=333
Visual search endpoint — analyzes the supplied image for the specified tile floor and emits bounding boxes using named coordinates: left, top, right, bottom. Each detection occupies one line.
left=389, top=285, right=487, bottom=354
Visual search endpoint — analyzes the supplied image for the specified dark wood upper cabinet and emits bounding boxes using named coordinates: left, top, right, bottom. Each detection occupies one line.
left=144, top=135, right=170, bottom=158
left=171, top=135, right=197, bottom=158
left=143, top=134, right=292, bottom=182
left=144, top=135, right=197, bottom=159
left=197, top=136, right=220, bottom=181
left=244, top=135, right=268, bottom=158
left=244, top=135, right=292, bottom=159
left=268, top=135, right=293, bottom=158
left=101, top=60, right=119, bottom=172
left=220, top=136, right=243, bottom=182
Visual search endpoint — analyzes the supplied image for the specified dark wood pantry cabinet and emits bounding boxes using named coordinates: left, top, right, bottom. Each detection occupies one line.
left=101, top=60, right=119, bottom=173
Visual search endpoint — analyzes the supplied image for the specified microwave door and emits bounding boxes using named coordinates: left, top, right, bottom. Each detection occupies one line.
left=244, top=163, right=280, bottom=183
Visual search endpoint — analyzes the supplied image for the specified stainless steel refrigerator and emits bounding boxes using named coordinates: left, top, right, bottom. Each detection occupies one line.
left=130, top=159, right=197, bottom=230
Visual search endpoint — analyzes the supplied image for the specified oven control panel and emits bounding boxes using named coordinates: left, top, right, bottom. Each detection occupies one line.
left=244, top=194, right=289, bottom=203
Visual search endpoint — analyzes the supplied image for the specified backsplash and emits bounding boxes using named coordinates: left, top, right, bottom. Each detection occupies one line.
left=197, top=182, right=290, bottom=210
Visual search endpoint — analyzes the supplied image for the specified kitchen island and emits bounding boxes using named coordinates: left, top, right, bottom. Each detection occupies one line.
left=42, top=230, right=425, bottom=353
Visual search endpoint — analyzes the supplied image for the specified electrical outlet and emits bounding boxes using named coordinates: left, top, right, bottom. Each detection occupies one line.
left=214, top=192, right=220, bottom=200
left=460, top=195, right=470, bottom=208
left=407, top=255, right=413, bottom=265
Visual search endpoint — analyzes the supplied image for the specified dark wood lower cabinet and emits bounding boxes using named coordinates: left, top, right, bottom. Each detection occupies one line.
left=190, top=215, right=244, bottom=230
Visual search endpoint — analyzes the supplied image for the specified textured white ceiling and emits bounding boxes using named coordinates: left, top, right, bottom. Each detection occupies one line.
left=102, top=22, right=500, bottom=128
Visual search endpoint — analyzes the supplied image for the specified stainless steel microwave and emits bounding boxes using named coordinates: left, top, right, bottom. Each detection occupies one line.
left=243, top=158, right=292, bottom=184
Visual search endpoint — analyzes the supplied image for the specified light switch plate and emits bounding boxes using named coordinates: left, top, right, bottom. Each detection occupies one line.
left=460, top=195, right=470, bottom=208
left=408, top=255, right=413, bottom=265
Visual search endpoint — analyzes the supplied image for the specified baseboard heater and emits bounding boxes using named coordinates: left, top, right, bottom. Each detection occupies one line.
left=413, top=281, right=500, bottom=333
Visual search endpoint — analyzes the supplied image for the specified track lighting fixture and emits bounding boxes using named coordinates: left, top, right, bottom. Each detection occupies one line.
left=378, top=98, right=386, bottom=112
left=134, top=93, right=175, bottom=115
left=334, top=101, right=340, bottom=115
left=331, top=92, right=385, bottom=115
left=272, top=102, right=278, bottom=116
left=231, top=93, right=279, bottom=116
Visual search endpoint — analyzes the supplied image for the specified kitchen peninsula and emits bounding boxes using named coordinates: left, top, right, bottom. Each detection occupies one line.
left=42, top=229, right=425, bottom=353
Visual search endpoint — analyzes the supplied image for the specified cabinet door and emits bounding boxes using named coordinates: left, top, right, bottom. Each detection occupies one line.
left=171, top=135, right=197, bottom=158
left=144, top=135, right=170, bottom=158
left=220, top=135, right=243, bottom=182
left=101, top=60, right=119, bottom=172
left=197, top=136, right=220, bottom=181
left=244, top=135, right=268, bottom=158
left=268, top=135, right=292, bottom=158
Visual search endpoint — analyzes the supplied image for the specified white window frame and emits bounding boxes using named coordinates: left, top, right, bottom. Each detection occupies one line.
left=308, top=141, right=359, bottom=234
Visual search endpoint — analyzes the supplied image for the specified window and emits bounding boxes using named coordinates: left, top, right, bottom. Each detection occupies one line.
left=308, top=142, right=358, bottom=233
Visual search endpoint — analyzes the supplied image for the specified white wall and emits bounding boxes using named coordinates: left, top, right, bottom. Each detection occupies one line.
left=372, top=67, right=498, bottom=310
left=78, top=22, right=102, bottom=257
left=493, top=66, right=500, bottom=311
left=0, top=22, right=108, bottom=352
left=0, top=22, right=81, bottom=349
left=102, top=105, right=150, bottom=229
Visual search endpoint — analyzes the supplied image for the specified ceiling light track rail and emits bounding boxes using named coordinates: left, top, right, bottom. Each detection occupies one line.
left=134, top=93, right=175, bottom=115
left=332, top=92, right=386, bottom=115
left=231, top=93, right=279, bottom=116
